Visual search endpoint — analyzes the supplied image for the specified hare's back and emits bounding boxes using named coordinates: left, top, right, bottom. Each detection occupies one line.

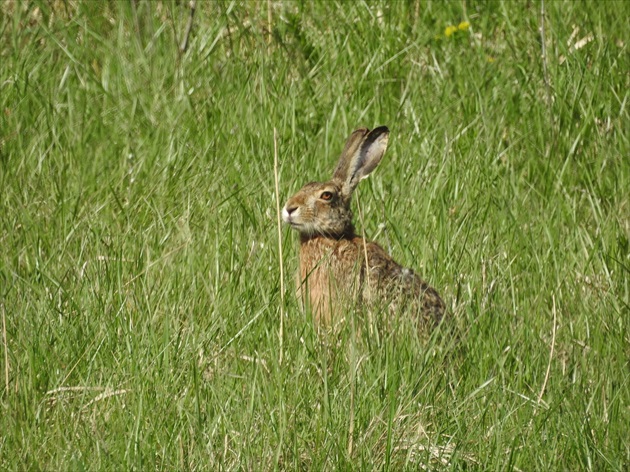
left=363, top=240, right=446, bottom=324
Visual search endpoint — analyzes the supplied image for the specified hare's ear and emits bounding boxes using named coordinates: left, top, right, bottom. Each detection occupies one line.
left=333, top=126, right=389, bottom=196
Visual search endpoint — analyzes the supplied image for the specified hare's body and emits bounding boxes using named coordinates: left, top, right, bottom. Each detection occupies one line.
left=283, top=126, right=445, bottom=329
left=298, top=234, right=445, bottom=326
left=297, top=234, right=362, bottom=324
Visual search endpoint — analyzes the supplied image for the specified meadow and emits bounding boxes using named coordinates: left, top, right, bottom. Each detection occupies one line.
left=0, top=1, right=628, bottom=470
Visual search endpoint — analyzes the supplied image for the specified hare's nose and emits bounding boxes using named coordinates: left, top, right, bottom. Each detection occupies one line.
left=281, top=205, right=298, bottom=223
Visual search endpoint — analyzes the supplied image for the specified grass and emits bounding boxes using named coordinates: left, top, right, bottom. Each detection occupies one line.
left=1, top=1, right=628, bottom=469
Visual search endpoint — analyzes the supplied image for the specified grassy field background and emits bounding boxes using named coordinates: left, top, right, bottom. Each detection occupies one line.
left=1, top=1, right=628, bottom=469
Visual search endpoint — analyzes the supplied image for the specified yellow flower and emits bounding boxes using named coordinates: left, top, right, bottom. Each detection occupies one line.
left=444, top=25, right=458, bottom=37
left=445, top=21, right=470, bottom=38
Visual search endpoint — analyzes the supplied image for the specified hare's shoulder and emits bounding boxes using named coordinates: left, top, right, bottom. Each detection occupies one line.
left=363, top=240, right=446, bottom=321
left=362, top=240, right=406, bottom=278
left=363, top=240, right=435, bottom=293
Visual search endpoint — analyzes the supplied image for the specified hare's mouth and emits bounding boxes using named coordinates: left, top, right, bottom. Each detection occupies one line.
left=284, top=217, right=312, bottom=233
left=286, top=220, right=304, bottom=229
left=282, top=214, right=301, bottom=228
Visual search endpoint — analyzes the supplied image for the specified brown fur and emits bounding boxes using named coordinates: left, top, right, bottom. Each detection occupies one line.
left=282, top=126, right=445, bottom=330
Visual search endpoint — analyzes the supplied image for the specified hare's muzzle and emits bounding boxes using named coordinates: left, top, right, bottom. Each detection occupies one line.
left=281, top=205, right=299, bottom=225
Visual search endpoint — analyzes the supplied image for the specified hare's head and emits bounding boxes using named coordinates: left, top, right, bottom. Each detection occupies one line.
left=282, top=126, right=389, bottom=238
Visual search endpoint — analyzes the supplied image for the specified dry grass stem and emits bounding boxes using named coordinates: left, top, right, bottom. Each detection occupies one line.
left=273, top=127, right=284, bottom=366
left=2, top=303, right=9, bottom=394
left=179, top=0, right=196, bottom=53
left=538, top=294, right=558, bottom=405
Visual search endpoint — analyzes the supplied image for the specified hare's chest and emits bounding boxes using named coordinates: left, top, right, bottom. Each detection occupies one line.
left=298, top=241, right=362, bottom=324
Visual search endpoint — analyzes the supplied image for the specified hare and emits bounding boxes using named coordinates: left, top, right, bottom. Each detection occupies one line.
left=282, top=126, right=445, bottom=328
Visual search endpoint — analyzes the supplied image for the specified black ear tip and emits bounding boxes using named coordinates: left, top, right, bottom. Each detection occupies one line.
left=372, top=125, right=389, bottom=136
left=365, top=126, right=389, bottom=143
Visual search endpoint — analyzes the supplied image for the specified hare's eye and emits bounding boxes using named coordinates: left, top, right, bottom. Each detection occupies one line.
left=320, top=191, right=333, bottom=201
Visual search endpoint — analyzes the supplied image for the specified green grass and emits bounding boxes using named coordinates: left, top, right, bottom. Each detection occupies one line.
left=1, top=1, right=628, bottom=469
